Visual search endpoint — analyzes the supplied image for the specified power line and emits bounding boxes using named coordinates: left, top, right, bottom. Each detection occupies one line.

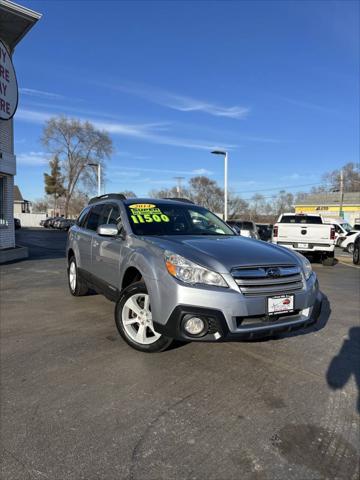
left=231, top=181, right=325, bottom=194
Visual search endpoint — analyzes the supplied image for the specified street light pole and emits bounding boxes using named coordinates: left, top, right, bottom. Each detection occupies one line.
left=224, top=152, right=228, bottom=221
left=211, top=150, right=228, bottom=221
left=339, top=169, right=344, bottom=219
left=97, top=163, right=101, bottom=197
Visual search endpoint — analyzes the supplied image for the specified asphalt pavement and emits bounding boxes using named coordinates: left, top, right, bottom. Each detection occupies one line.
left=1, top=228, right=359, bottom=480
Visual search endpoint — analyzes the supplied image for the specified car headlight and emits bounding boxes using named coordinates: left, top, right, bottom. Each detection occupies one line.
left=301, top=255, right=313, bottom=280
left=164, top=251, right=228, bottom=287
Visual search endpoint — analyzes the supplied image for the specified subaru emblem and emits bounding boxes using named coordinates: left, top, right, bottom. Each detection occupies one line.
left=266, top=267, right=280, bottom=278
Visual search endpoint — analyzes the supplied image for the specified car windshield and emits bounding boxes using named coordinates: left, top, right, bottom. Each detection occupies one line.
left=125, top=202, right=235, bottom=236
left=341, top=223, right=353, bottom=233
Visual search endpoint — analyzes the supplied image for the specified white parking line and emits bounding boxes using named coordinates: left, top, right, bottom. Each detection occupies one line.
left=338, top=260, right=360, bottom=269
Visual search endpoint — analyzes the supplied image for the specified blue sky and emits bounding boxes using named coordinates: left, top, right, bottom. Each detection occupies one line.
left=14, top=0, right=359, bottom=201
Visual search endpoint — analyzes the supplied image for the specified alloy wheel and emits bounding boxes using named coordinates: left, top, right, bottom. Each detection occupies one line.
left=122, top=293, right=160, bottom=345
left=69, top=261, right=77, bottom=292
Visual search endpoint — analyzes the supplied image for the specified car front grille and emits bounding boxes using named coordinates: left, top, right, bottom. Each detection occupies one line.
left=231, top=265, right=304, bottom=297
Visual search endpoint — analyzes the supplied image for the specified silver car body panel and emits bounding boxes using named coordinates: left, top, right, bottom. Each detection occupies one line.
left=67, top=198, right=321, bottom=339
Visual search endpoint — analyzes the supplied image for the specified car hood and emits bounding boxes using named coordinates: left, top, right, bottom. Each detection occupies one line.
left=142, top=235, right=300, bottom=273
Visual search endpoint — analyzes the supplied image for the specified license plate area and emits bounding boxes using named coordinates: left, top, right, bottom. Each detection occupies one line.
left=267, top=294, right=295, bottom=316
left=298, top=243, right=309, bottom=249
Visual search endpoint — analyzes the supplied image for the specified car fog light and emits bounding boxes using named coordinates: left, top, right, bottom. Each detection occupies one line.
left=183, top=316, right=206, bottom=336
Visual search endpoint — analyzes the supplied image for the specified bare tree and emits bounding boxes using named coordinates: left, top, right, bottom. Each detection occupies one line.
left=42, top=116, right=113, bottom=217
left=120, top=190, right=137, bottom=198
left=309, top=162, right=360, bottom=194
left=189, top=176, right=223, bottom=213
left=32, top=197, right=51, bottom=213
left=272, top=190, right=294, bottom=216
left=67, top=191, right=89, bottom=218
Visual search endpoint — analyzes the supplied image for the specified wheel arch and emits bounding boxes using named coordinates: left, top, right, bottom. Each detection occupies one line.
left=67, top=248, right=75, bottom=264
left=121, top=266, right=143, bottom=290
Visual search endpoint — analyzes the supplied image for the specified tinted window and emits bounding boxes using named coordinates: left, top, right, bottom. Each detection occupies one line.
left=86, top=205, right=103, bottom=231
left=108, top=205, right=121, bottom=226
left=125, top=203, right=235, bottom=236
left=99, top=203, right=122, bottom=227
left=280, top=215, right=322, bottom=224
left=77, top=207, right=90, bottom=227
left=100, top=204, right=113, bottom=225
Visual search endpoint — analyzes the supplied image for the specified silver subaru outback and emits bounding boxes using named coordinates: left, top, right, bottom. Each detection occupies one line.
left=66, top=194, right=322, bottom=352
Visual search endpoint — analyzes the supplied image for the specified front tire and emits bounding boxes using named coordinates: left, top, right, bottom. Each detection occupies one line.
left=115, top=281, right=172, bottom=353
left=353, top=245, right=360, bottom=265
left=68, top=256, right=89, bottom=296
left=347, top=243, right=354, bottom=254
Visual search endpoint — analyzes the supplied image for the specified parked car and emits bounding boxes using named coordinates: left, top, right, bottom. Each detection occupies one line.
left=272, top=213, right=336, bottom=265
left=43, top=217, right=57, bottom=228
left=321, top=216, right=354, bottom=246
left=353, top=235, right=360, bottom=265
left=58, top=218, right=75, bottom=231
left=256, top=223, right=273, bottom=242
left=66, top=194, right=321, bottom=353
left=226, top=220, right=260, bottom=239
left=40, top=219, right=46, bottom=226
left=341, top=231, right=360, bottom=254
left=14, top=218, right=21, bottom=229
left=49, top=217, right=63, bottom=228
left=351, top=223, right=360, bottom=232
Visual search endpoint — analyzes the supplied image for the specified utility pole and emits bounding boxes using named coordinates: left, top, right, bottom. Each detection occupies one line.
left=339, top=169, right=344, bottom=219
left=174, top=176, right=184, bottom=197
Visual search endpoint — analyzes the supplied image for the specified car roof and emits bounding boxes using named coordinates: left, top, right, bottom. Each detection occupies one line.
left=123, top=198, right=196, bottom=206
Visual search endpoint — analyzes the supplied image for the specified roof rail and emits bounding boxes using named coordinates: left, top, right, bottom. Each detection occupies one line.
left=162, top=197, right=195, bottom=204
left=88, top=193, right=126, bottom=205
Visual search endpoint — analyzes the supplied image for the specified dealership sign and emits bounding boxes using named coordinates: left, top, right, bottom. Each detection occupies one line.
left=0, top=39, right=18, bottom=120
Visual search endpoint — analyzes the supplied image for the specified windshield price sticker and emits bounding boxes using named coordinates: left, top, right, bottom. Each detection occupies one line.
left=129, top=204, right=170, bottom=224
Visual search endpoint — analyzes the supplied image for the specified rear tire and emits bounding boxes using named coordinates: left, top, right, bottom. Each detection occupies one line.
left=115, top=281, right=172, bottom=353
left=68, top=256, right=89, bottom=296
left=322, top=255, right=335, bottom=266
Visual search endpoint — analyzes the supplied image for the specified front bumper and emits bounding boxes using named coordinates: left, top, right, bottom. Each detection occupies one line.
left=152, top=274, right=322, bottom=342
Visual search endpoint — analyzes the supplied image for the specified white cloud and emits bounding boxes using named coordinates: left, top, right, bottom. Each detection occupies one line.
left=19, top=88, right=64, bottom=100
left=105, top=83, right=250, bottom=119
left=110, top=166, right=214, bottom=177
left=192, top=168, right=213, bottom=175
left=16, top=108, right=236, bottom=152
left=165, top=95, right=250, bottom=119
left=17, top=151, right=49, bottom=166
left=282, top=97, right=336, bottom=114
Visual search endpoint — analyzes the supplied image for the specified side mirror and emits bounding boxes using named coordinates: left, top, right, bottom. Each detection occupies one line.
left=97, top=223, right=119, bottom=237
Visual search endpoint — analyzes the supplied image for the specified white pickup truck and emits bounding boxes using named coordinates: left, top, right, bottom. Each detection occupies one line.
left=272, top=213, right=336, bottom=265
